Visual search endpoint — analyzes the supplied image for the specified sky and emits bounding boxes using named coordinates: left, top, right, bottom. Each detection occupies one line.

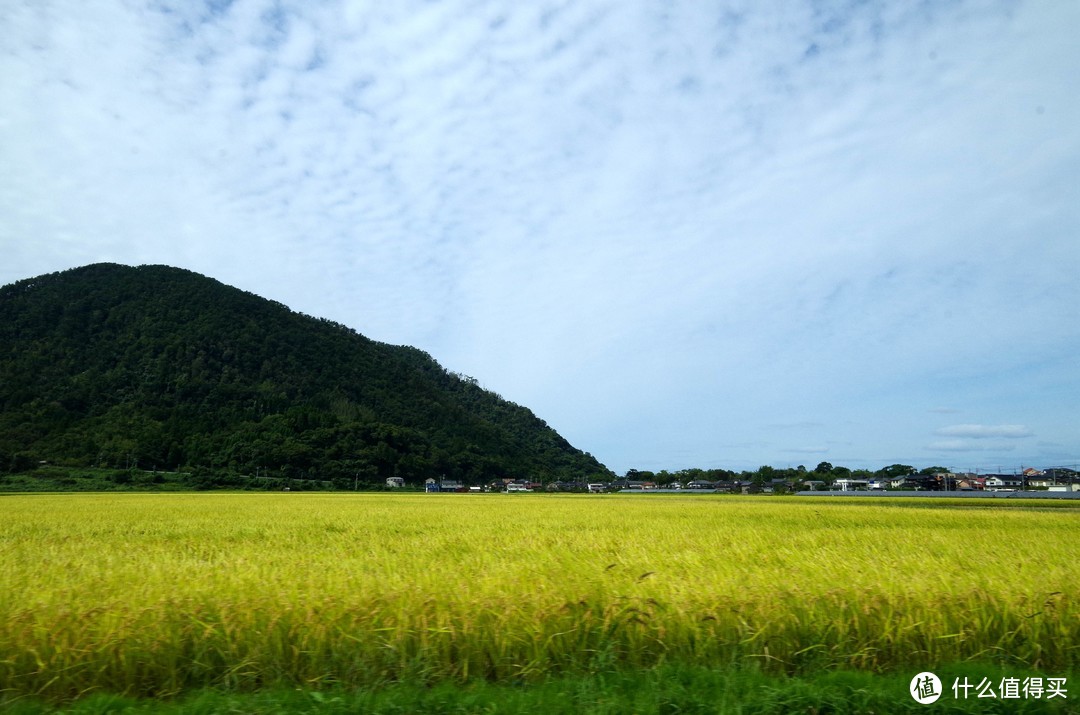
left=2, top=0, right=1078, bottom=475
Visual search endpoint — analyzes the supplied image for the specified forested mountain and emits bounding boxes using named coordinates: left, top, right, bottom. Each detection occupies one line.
left=0, top=264, right=610, bottom=486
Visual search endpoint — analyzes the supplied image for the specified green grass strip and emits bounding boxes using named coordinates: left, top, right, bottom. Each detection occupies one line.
left=3, top=664, right=1074, bottom=714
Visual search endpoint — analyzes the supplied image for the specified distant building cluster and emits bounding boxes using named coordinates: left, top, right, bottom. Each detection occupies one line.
left=828, top=467, right=1079, bottom=493
left=398, top=468, right=1080, bottom=494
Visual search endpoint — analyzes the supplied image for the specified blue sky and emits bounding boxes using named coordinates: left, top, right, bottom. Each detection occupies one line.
left=2, top=0, right=1078, bottom=474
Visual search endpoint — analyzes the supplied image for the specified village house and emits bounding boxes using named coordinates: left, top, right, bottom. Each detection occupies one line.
left=900, top=474, right=937, bottom=490
left=984, top=475, right=1023, bottom=491
left=425, top=478, right=465, bottom=492
left=1022, top=469, right=1055, bottom=488
left=954, top=475, right=986, bottom=490
left=831, top=478, right=869, bottom=491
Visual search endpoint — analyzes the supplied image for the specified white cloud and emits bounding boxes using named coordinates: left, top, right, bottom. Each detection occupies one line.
left=935, top=425, right=1034, bottom=440
left=928, top=440, right=1018, bottom=454
left=781, top=447, right=831, bottom=455
left=2, top=0, right=1079, bottom=473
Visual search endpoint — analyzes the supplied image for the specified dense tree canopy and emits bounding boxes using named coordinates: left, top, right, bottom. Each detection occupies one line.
left=0, top=264, right=611, bottom=485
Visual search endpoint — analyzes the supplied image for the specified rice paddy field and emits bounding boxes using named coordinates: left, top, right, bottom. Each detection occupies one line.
left=1, top=492, right=1078, bottom=711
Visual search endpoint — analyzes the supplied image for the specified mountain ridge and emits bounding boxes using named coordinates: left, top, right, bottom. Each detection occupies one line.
left=0, top=263, right=610, bottom=485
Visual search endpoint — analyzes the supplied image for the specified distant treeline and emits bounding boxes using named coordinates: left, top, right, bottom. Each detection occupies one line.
left=0, top=465, right=385, bottom=492
left=623, top=462, right=948, bottom=484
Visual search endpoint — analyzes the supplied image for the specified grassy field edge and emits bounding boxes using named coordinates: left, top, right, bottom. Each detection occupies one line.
left=3, top=663, right=1075, bottom=714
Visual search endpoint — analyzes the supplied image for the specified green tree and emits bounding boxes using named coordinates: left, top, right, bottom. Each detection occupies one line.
left=752, top=465, right=776, bottom=486
left=876, top=464, right=916, bottom=479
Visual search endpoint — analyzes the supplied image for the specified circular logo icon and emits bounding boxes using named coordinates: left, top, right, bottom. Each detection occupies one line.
left=910, top=672, right=943, bottom=704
